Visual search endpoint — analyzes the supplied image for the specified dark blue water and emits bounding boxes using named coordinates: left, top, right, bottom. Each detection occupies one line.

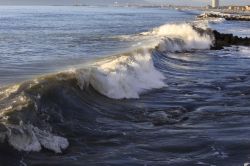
left=0, top=6, right=250, bottom=166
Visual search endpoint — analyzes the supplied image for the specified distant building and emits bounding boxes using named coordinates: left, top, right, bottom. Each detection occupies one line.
left=212, top=0, right=219, bottom=8
left=246, top=5, right=250, bottom=11
left=228, top=5, right=250, bottom=11
left=228, top=6, right=246, bottom=11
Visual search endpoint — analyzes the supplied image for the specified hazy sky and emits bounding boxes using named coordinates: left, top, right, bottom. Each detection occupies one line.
left=0, top=0, right=249, bottom=6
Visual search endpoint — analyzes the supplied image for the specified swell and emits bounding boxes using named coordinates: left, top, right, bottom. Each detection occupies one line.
left=0, top=23, right=214, bottom=153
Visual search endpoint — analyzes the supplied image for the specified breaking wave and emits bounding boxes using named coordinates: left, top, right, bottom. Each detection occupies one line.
left=76, top=50, right=165, bottom=99
left=0, top=23, right=214, bottom=153
left=119, top=23, right=213, bottom=52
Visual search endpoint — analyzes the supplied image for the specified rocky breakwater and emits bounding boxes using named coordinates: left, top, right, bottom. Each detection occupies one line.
left=211, top=30, right=250, bottom=49
left=192, top=26, right=250, bottom=50
left=197, top=12, right=250, bottom=21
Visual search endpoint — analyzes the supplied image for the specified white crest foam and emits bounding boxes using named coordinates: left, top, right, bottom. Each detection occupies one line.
left=76, top=50, right=166, bottom=99
left=150, top=23, right=212, bottom=52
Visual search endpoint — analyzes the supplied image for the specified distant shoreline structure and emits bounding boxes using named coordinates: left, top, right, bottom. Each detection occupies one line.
left=113, top=3, right=250, bottom=15
left=0, top=4, right=249, bottom=15
left=212, top=0, right=219, bottom=8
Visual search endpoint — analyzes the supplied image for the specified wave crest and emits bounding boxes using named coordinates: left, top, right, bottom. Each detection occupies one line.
left=118, top=23, right=213, bottom=52
left=76, top=49, right=166, bottom=99
left=150, top=24, right=212, bottom=52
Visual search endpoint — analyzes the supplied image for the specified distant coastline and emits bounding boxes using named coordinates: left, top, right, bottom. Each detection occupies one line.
left=0, top=4, right=250, bottom=15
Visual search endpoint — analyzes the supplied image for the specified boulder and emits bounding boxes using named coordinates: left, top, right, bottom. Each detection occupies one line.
left=211, top=30, right=250, bottom=50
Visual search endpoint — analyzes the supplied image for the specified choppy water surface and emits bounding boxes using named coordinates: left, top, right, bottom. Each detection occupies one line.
left=0, top=6, right=250, bottom=166
left=0, top=6, right=192, bottom=86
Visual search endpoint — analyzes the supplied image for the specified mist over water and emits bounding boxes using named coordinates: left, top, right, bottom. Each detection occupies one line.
left=0, top=6, right=250, bottom=166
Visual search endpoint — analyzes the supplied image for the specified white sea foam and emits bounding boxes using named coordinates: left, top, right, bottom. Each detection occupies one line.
left=119, top=23, right=213, bottom=52
left=0, top=84, right=69, bottom=153
left=76, top=50, right=166, bottom=99
left=239, top=47, right=250, bottom=57
left=208, top=18, right=225, bottom=24
left=3, top=124, right=69, bottom=153
left=199, top=11, right=231, bottom=18
left=194, top=17, right=225, bottom=28
left=152, top=24, right=212, bottom=52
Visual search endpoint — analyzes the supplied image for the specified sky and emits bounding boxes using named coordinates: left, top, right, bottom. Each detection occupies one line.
left=0, top=0, right=249, bottom=6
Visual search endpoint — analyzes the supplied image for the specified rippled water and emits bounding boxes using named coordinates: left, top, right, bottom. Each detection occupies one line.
left=0, top=6, right=250, bottom=166
left=0, top=6, right=193, bottom=86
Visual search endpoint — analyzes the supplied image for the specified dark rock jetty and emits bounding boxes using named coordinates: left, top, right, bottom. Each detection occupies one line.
left=197, top=12, right=250, bottom=21
left=211, top=30, right=250, bottom=49
left=192, top=26, right=250, bottom=50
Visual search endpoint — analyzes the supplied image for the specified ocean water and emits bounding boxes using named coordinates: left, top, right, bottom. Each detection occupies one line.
left=0, top=6, right=250, bottom=166
left=0, top=6, right=193, bottom=86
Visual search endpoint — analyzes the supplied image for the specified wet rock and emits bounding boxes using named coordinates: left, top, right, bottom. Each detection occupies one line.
left=211, top=30, right=250, bottom=50
left=192, top=26, right=250, bottom=50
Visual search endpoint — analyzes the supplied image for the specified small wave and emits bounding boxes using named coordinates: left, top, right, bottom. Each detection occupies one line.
left=240, top=46, right=250, bottom=57
left=195, top=17, right=225, bottom=26
left=198, top=11, right=231, bottom=19
left=208, top=18, right=225, bottom=24
left=216, top=46, right=250, bottom=58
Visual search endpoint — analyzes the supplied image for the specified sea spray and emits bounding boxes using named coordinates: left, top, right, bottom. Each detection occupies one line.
left=145, top=23, right=213, bottom=52
left=76, top=49, right=166, bottom=99
left=119, top=23, right=213, bottom=52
